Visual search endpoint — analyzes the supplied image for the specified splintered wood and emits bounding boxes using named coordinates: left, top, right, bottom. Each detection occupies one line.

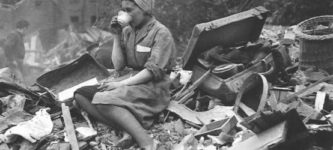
left=62, top=103, right=79, bottom=150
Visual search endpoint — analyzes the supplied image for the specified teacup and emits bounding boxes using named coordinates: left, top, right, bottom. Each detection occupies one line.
left=117, top=11, right=132, bottom=27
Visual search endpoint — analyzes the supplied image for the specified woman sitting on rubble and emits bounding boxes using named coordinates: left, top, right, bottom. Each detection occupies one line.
left=74, top=0, right=176, bottom=149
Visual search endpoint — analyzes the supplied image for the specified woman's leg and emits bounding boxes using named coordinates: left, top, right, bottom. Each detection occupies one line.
left=74, top=93, right=118, bottom=128
left=95, top=105, right=153, bottom=148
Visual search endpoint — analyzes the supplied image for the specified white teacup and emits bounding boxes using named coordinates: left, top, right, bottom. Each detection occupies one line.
left=117, top=11, right=132, bottom=27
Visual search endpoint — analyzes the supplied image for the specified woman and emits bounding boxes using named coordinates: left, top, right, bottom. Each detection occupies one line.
left=74, top=0, right=176, bottom=149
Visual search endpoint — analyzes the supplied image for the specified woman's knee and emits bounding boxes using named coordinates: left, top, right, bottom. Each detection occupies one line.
left=73, top=93, right=87, bottom=110
left=73, top=93, right=91, bottom=108
left=74, top=93, right=83, bottom=100
left=74, top=93, right=88, bottom=103
left=95, top=104, right=119, bottom=113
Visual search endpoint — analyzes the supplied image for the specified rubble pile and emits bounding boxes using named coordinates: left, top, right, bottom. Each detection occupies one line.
left=0, top=6, right=333, bottom=150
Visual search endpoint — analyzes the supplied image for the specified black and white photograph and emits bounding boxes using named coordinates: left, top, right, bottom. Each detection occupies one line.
left=0, top=0, right=332, bottom=149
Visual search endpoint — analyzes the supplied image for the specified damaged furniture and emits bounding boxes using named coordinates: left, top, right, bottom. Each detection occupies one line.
left=35, top=54, right=110, bottom=150
left=182, top=6, right=272, bottom=104
left=233, top=73, right=269, bottom=118
left=36, top=54, right=109, bottom=96
left=231, top=110, right=311, bottom=150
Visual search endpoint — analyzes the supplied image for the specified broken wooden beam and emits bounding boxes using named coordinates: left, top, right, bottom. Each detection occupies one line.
left=175, top=69, right=211, bottom=101
left=61, top=103, right=79, bottom=150
left=281, top=75, right=333, bottom=104
left=239, top=102, right=256, bottom=116
left=314, top=91, right=326, bottom=112
left=178, top=91, right=195, bottom=104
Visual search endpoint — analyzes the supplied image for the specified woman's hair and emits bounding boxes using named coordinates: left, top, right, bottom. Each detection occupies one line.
left=121, top=0, right=152, bottom=16
left=16, top=20, right=30, bottom=29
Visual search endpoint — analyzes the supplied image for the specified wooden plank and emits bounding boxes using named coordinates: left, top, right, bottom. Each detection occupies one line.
left=314, top=92, right=326, bottom=111
left=281, top=75, right=333, bottom=104
left=239, top=102, right=256, bottom=116
left=178, top=91, right=195, bottom=104
left=62, top=103, right=79, bottom=150
left=267, top=92, right=278, bottom=110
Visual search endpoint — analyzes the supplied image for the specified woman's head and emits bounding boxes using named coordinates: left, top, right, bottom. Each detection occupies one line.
left=121, top=0, right=154, bottom=27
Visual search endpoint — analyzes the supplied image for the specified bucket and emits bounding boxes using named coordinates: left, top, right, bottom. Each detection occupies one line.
left=294, top=15, right=333, bottom=74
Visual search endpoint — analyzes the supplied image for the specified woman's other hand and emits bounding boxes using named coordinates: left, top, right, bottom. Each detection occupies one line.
left=98, top=81, right=125, bottom=91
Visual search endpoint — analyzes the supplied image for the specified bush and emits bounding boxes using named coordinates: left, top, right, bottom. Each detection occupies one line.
left=97, top=0, right=333, bottom=54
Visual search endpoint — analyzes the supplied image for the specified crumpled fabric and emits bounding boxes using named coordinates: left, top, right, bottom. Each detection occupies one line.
left=134, top=0, right=155, bottom=14
left=4, top=109, right=53, bottom=143
left=0, top=68, right=18, bottom=84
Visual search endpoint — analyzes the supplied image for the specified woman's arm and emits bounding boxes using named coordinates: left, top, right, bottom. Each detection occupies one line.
left=112, top=35, right=126, bottom=70
left=120, top=69, right=153, bottom=86
left=99, top=69, right=153, bottom=91
left=100, top=26, right=176, bottom=91
left=119, top=28, right=175, bottom=86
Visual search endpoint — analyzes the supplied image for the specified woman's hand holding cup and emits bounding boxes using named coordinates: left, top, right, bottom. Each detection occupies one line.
left=109, top=11, right=132, bottom=35
left=109, top=16, right=122, bottom=35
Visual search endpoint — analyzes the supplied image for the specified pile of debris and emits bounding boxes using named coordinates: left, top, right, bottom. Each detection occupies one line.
left=0, top=6, right=333, bottom=150
left=159, top=7, right=333, bottom=150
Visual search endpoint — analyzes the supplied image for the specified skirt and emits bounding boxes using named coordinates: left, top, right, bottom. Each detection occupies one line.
left=75, top=75, right=171, bottom=129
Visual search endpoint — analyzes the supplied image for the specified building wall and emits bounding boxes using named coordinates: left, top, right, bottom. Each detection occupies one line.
left=0, top=0, right=98, bottom=50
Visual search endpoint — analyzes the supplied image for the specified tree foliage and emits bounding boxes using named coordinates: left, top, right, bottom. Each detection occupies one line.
left=98, top=0, right=333, bottom=51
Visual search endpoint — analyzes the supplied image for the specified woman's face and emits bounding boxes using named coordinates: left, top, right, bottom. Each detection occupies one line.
left=121, top=0, right=146, bottom=27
